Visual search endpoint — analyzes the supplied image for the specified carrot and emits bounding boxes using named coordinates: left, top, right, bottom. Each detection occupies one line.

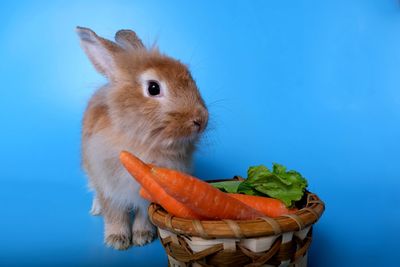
left=140, top=186, right=295, bottom=218
left=150, top=166, right=264, bottom=220
left=120, top=151, right=204, bottom=219
left=139, top=187, right=154, bottom=202
left=228, top=193, right=297, bottom=218
left=139, top=187, right=206, bottom=218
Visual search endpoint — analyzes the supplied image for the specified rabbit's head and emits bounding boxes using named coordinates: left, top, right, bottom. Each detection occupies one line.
left=77, top=27, right=208, bottom=149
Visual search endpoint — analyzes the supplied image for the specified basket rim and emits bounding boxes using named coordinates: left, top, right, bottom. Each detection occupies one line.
left=148, top=189, right=325, bottom=239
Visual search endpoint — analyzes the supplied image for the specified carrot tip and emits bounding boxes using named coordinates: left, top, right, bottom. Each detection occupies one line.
left=119, top=150, right=130, bottom=161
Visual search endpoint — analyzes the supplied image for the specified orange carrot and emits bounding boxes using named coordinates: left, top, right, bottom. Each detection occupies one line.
left=139, top=187, right=205, bottom=218
left=228, top=194, right=298, bottom=218
left=140, top=187, right=296, bottom=218
left=141, top=186, right=296, bottom=218
left=151, top=166, right=264, bottom=220
left=139, top=187, right=154, bottom=202
left=120, top=151, right=204, bottom=219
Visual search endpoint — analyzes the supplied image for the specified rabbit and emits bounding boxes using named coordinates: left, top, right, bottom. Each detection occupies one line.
left=76, top=26, right=209, bottom=250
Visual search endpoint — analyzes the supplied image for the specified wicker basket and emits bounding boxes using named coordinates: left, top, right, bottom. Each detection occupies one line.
left=148, top=178, right=325, bottom=267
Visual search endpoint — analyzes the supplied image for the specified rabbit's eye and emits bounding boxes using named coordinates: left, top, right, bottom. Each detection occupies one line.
left=147, top=81, right=161, bottom=96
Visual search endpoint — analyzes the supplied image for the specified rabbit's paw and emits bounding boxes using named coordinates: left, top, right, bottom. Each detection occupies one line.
left=131, top=230, right=155, bottom=246
left=105, top=234, right=131, bottom=250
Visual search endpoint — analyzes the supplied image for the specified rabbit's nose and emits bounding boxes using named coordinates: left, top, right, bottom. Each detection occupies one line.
left=193, top=119, right=202, bottom=131
left=193, top=117, right=207, bottom=133
left=191, top=107, right=208, bottom=132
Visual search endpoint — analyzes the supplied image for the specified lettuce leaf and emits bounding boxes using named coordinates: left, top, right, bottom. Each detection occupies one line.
left=240, top=163, right=308, bottom=207
left=210, top=181, right=241, bottom=193
left=210, top=163, right=308, bottom=208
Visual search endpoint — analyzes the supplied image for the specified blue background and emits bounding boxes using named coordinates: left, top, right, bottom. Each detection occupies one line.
left=1, top=0, right=399, bottom=266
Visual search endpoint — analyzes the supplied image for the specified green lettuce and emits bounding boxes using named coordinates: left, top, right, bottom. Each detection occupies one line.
left=211, top=163, right=308, bottom=207
left=211, top=180, right=241, bottom=193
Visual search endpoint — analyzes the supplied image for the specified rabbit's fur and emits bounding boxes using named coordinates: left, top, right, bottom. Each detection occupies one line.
left=77, top=27, right=208, bottom=250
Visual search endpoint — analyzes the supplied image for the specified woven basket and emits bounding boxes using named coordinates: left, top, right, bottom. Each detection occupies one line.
left=148, top=178, right=325, bottom=267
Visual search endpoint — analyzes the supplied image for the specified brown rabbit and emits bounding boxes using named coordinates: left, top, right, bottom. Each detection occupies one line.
left=76, top=26, right=208, bottom=250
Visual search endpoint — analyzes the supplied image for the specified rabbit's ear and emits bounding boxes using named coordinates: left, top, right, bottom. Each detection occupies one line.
left=115, top=29, right=144, bottom=51
left=76, top=26, right=122, bottom=79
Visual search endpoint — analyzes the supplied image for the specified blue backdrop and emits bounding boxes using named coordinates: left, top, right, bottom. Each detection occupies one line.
left=1, top=1, right=399, bottom=266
